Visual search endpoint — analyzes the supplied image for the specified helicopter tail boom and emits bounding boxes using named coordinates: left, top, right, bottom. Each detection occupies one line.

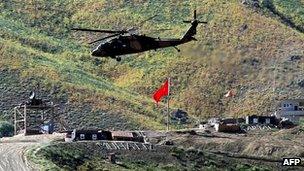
left=181, top=10, right=207, bottom=42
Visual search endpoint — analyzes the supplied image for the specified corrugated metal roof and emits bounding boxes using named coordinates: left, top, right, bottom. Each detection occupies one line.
left=111, top=131, right=133, bottom=138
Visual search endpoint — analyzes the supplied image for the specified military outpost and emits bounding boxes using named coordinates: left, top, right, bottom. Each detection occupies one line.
left=1, top=0, right=304, bottom=170
left=10, top=89, right=304, bottom=141
left=201, top=99, right=304, bottom=133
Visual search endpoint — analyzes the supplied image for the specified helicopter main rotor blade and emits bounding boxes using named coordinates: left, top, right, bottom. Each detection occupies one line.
left=88, top=33, right=120, bottom=44
left=143, top=28, right=172, bottom=33
left=183, top=20, right=207, bottom=24
left=138, top=14, right=158, bottom=27
left=71, top=28, right=127, bottom=34
left=183, top=10, right=207, bottom=24
left=127, top=14, right=158, bottom=32
left=198, top=21, right=208, bottom=24
left=154, top=28, right=172, bottom=31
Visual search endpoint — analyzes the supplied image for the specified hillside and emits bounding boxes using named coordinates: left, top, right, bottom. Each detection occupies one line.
left=0, top=0, right=304, bottom=130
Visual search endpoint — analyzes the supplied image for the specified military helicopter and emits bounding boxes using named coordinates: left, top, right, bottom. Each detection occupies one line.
left=72, top=10, right=206, bottom=61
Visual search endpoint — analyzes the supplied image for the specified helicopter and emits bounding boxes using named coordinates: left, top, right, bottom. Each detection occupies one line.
left=72, top=10, right=207, bottom=61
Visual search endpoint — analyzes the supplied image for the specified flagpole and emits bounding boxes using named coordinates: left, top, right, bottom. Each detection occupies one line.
left=167, top=77, right=170, bottom=132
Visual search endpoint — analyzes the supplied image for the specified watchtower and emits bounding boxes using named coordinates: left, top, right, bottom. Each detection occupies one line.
left=13, top=91, right=66, bottom=135
left=13, top=103, right=57, bottom=135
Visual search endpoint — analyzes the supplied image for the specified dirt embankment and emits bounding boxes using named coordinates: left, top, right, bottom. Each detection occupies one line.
left=170, top=127, right=304, bottom=169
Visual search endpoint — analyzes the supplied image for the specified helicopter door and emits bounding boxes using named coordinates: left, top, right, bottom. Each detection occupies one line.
left=130, top=40, right=142, bottom=51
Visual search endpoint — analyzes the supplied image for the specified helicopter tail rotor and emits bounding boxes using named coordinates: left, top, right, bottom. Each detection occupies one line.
left=183, top=10, right=207, bottom=24
left=181, top=10, right=207, bottom=42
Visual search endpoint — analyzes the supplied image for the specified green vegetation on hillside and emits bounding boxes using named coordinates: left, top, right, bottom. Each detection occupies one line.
left=0, top=1, right=169, bottom=129
left=1, top=0, right=304, bottom=130
left=27, top=142, right=271, bottom=171
left=260, top=0, right=304, bottom=32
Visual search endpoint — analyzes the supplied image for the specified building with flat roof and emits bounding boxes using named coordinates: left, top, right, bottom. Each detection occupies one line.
left=245, top=115, right=277, bottom=125
left=275, top=99, right=304, bottom=123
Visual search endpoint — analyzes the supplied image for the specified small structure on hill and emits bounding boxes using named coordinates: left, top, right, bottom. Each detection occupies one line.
left=65, top=129, right=145, bottom=142
left=278, top=119, right=295, bottom=129
left=245, top=115, right=277, bottom=125
left=221, top=118, right=245, bottom=124
left=111, top=131, right=134, bottom=141
left=40, top=120, right=55, bottom=134
left=111, top=131, right=144, bottom=142
left=208, top=118, right=220, bottom=126
left=171, top=109, right=188, bottom=124
left=214, top=123, right=241, bottom=133
left=275, top=99, right=304, bottom=123
left=208, top=117, right=245, bottom=126
left=207, top=117, right=244, bottom=133
left=65, top=129, right=112, bottom=142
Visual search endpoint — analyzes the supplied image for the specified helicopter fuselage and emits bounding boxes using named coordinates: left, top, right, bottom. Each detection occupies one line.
left=91, top=34, right=190, bottom=58
left=73, top=10, right=205, bottom=61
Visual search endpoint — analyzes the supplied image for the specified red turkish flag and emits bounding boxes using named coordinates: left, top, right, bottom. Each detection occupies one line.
left=153, top=79, right=169, bottom=104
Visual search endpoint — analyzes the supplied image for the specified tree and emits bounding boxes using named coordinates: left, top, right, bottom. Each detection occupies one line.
left=0, top=121, right=14, bottom=138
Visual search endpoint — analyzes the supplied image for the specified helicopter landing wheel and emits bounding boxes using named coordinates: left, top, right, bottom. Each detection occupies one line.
left=116, top=57, right=122, bottom=62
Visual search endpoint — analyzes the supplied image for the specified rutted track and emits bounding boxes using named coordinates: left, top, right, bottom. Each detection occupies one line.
left=0, top=142, right=36, bottom=171
left=0, top=134, right=65, bottom=171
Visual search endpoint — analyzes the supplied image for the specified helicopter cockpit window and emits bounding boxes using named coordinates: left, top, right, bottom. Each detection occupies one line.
left=102, top=42, right=110, bottom=47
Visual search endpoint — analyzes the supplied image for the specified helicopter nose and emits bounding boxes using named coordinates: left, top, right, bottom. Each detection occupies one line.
left=91, top=49, right=99, bottom=56
left=92, top=48, right=107, bottom=57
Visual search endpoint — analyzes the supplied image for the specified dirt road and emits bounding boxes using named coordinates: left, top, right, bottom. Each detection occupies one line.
left=0, top=134, right=65, bottom=171
left=0, top=142, right=36, bottom=171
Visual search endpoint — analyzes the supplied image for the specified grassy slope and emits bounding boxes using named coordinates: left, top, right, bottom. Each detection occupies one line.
left=75, top=0, right=304, bottom=118
left=0, top=0, right=304, bottom=130
left=27, top=142, right=271, bottom=171
left=270, top=0, right=304, bottom=31
left=0, top=3, right=165, bottom=130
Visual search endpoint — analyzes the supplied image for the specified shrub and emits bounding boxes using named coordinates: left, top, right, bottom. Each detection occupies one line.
left=299, top=119, right=304, bottom=127
left=0, top=121, right=14, bottom=138
left=261, top=0, right=273, bottom=9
